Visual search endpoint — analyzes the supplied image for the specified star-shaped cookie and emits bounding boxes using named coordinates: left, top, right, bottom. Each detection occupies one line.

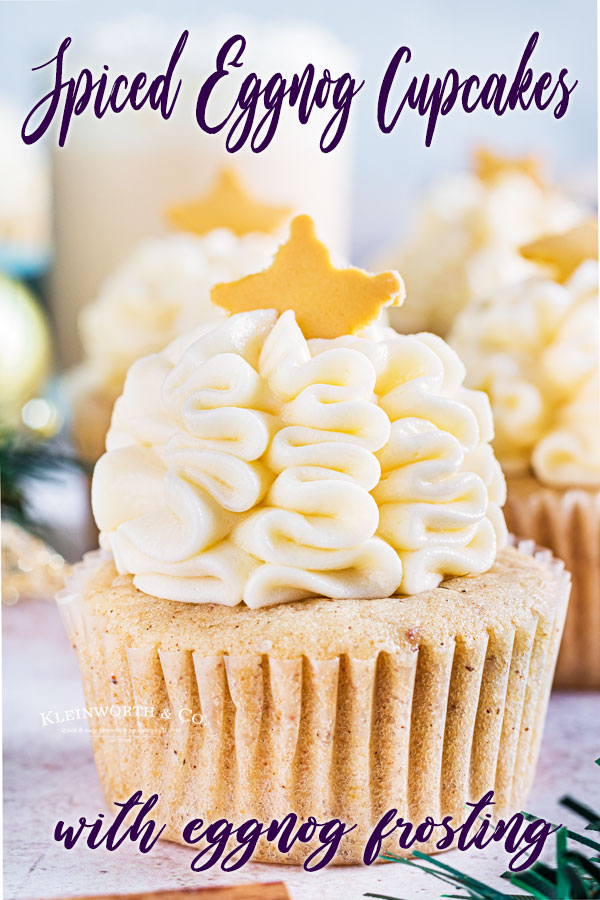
left=519, top=220, right=598, bottom=283
left=211, top=215, right=404, bottom=339
left=474, top=147, right=545, bottom=186
left=167, top=168, right=292, bottom=237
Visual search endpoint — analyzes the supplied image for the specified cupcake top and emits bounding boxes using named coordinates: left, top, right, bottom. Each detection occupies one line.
left=76, top=171, right=291, bottom=397
left=383, top=149, right=585, bottom=335
left=450, top=222, right=599, bottom=488
left=92, top=216, right=506, bottom=608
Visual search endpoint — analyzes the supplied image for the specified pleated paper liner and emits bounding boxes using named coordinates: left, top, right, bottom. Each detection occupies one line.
left=504, top=473, right=600, bottom=688
left=56, top=539, right=569, bottom=865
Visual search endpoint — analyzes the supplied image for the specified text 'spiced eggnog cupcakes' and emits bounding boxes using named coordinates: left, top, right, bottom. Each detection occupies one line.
left=450, top=221, right=599, bottom=687
left=379, top=149, right=585, bottom=336
left=58, top=217, right=570, bottom=865
left=69, top=171, right=290, bottom=463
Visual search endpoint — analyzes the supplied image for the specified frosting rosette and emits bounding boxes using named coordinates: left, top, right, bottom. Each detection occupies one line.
left=450, top=259, right=600, bottom=487
left=92, top=309, right=507, bottom=607
left=77, top=229, right=279, bottom=396
left=380, top=155, right=584, bottom=335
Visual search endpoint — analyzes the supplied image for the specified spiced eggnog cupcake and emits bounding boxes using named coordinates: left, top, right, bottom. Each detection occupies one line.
left=450, top=221, right=599, bottom=688
left=69, top=170, right=291, bottom=463
left=378, top=148, right=585, bottom=336
left=58, top=217, right=569, bottom=864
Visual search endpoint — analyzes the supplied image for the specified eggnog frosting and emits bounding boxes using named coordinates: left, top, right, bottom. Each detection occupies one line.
left=384, top=151, right=584, bottom=335
left=78, top=230, right=279, bottom=395
left=450, top=259, right=600, bottom=487
left=92, top=305, right=506, bottom=607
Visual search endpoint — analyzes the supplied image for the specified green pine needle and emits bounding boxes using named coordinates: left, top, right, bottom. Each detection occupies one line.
left=521, top=812, right=600, bottom=855
left=555, top=827, right=569, bottom=900
left=368, top=772, right=600, bottom=900
left=0, top=429, right=86, bottom=540
left=364, top=894, right=410, bottom=900
left=560, top=798, right=600, bottom=833
left=378, top=850, right=512, bottom=899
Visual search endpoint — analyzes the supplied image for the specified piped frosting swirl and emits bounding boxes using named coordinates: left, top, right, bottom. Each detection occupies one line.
left=450, top=259, right=600, bottom=487
left=381, top=155, right=585, bottom=335
left=93, top=310, right=506, bottom=606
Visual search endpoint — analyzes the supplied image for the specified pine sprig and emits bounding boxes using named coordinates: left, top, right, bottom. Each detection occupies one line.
left=367, top=760, right=600, bottom=899
left=0, top=429, right=86, bottom=539
left=560, top=798, right=600, bottom=833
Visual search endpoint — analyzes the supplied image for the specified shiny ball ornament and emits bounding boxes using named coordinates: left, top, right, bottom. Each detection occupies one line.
left=0, top=275, right=51, bottom=425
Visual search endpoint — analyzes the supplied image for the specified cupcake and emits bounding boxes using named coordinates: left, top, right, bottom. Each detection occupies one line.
left=379, top=149, right=585, bottom=336
left=450, top=221, right=598, bottom=687
left=69, top=170, right=290, bottom=463
left=58, top=217, right=569, bottom=864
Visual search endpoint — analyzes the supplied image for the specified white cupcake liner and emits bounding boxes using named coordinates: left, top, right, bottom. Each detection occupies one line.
left=505, top=483, right=599, bottom=687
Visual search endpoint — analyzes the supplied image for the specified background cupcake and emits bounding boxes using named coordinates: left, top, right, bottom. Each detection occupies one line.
left=377, top=149, right=585, bottom=336
left=69, top=169, right=291, bottom=463
left=58, top=217, right=569, bottom=863
left=450, top=221, right=599, bottom=687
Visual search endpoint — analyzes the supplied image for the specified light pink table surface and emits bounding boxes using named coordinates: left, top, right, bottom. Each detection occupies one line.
left=4, top=599, right=600, bottom=900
